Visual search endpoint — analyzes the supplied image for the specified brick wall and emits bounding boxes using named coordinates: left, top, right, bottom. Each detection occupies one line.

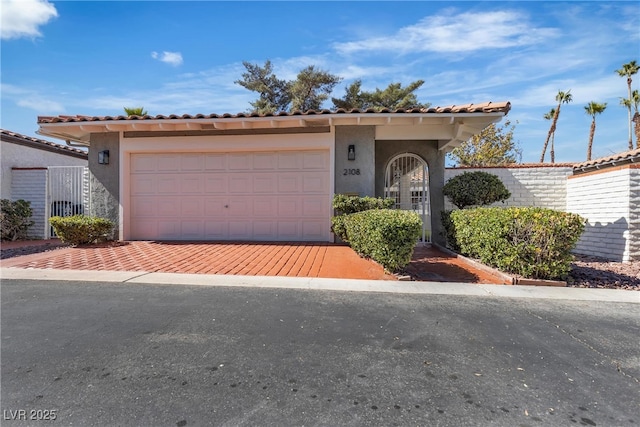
left=629, top=168, right=640, bottom=260
left=444, top=166, right=573, bottom=211
left=10, top=168, right=47, bottom=239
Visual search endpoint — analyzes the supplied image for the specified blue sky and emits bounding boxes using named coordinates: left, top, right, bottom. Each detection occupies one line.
left=1, top=0, right=639, bottom=163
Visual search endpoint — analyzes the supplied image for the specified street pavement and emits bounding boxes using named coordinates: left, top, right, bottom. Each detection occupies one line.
left=1, top=278, right=638, bottom=426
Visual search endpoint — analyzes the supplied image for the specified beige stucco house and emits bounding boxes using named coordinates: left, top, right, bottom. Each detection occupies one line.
left=36, top=103, right=510, bottom=245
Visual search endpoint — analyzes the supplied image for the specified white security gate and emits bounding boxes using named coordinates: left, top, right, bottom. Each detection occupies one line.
left=384, top=153, right=430, bottom=243
left=46, top=166, right=90, bottom=238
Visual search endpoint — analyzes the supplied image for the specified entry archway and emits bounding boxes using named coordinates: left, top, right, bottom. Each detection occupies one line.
left=383, top=153, right=430, bottom=243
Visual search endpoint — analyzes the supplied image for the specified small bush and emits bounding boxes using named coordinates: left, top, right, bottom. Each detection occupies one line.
left=440, top=210, right=460, bottom=251
left=450, top=207, right=585, bottom=280
left=331, top=194, right=394, bottom=242
left=49, top=215, right=114, bottom=245
left=443, top=171, right=511, bottom=209
left=1, top=199, right=34, bottom=241
left=343, top=209, right=422, bottom=272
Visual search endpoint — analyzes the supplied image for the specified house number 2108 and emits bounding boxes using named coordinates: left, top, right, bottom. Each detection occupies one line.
left=343, top=168, right=361, bottom=176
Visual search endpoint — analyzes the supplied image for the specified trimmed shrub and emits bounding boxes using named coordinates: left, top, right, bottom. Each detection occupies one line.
left=440, top=210, right=460, bottom=252
left=450, top=207, right=585, bottom=280
left=343, top=209, right=422, bottom=272
left=1, top=199, right=34, bottom=241
left=443, top=171, right=511, bottom=209
left=49, top=215, right=114, bottom=245
left=331, top=194, right=394, bottom=242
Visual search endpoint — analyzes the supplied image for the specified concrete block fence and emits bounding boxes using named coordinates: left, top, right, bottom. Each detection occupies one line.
left=445, top=164, right=639, bottom=262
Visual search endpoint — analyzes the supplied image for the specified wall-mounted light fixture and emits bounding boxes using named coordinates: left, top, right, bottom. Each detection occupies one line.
left=348, top=145, right=356, bottom=161
left=98, top=150, right=110, bottom=165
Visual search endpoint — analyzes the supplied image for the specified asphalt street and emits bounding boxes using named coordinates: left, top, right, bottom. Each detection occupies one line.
left=1, top=279, right=639, bottom=427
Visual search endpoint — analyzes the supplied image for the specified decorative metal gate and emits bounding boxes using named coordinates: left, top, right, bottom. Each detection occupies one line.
left=384, top=153, right=430, bottom=243
left=46, top=166, right=90, bottom=238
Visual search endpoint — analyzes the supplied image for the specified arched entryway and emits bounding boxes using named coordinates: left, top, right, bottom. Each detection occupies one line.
left=383, top=153, right=431, bottom=243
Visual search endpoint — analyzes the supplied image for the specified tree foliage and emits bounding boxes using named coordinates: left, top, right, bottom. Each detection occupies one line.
left=124, top=106, right=147, bottom=116
left=443, top=172, right=511, bottom=209
left=331, top=79, right=429, bottom=111
left=448, top=120, right=521, bottom=167
left=235, top=60, right=341, bottom=114
left=584, top=101, right=607, bottom=161
left=540, top=90, right=572, bottom=163
left=616, top=60, right=639, bottom=150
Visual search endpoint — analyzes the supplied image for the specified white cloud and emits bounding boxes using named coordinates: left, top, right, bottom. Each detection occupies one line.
left=151, top=51, right=183, bottom=67
left=334, top=10, right=559, bottom=55
left=1, top=0, right=57, bottom=40
left=1, top=83, right=64, bottom=112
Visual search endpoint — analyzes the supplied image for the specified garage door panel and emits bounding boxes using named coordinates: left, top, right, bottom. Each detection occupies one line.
left=229, top=176, right=251, bottom=193
left=253, top=152, right=277, bottom=170
left=181, top=221, right=203, bottom=239
left=205, top=154, right=226, bottom=170
left=131, top=177, right=156, bottom=195
left=157, top=220, right=181, bottom=239
left=157, top=177, right=179, bottom=194
left=181, top=199, right=203, bottom=217
left=204, top=221, right=227, bottom=239
left=229, top=154, right=252, bottom=170
left=303, top=173, right=326, bottom=192
left=253, top=174, right=276, bottom=193
left=157, top=155, right=181, bottom=172
left=205, top=175, right=227, bottom=193
left=228, top=198, right=251, bottom=217
left=303, top=151, right=328, bottom=169
left=278, top=221, right=299, bottom=240
left=204, top=199, right=227, bottom=216
left=278, top=174, right=301, bottom=192
left=158, top=200, right=179, bottom=216
left=130, top=150, right=329, bottom=241
left=181, top=155, right=204, bottom=171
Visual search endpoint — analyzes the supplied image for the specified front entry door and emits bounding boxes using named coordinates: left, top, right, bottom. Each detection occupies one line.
left=383, top=153, right=430, bottom=243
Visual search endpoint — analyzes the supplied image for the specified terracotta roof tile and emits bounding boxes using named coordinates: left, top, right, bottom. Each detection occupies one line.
left=37, top=101, right=511, bottom=124
left=1, top=129, right=88, bottom=157
left=574, top=148, right=640, bottom=170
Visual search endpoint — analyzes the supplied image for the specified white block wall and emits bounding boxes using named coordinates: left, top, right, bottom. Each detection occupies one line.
left=10, top=169, right=48, bottom=239
left=566, top=167, right=637, bottom=262
left=444, top=166, right=573, bottom=211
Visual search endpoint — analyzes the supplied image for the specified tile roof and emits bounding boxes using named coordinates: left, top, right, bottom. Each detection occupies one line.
left=37, top=102, right=511, bottom=124
left=573, top=148, right=640, bottom=170
left=1, top=129, right=88, bottom=158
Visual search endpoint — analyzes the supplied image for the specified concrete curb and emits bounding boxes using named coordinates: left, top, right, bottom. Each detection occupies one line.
left=2, top=267, right=638, bottom=303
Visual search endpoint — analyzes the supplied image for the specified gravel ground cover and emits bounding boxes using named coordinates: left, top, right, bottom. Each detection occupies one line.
left=568, top=254, right=639, bottom=291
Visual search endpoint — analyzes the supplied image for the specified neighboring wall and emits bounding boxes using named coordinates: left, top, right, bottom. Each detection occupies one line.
left=566, top=165, right=639, bottom=262
left=1, top=140, right=87, bottom=199
left=444, top=165, right=573, bottom=211
left=10, top=168, right=47, bottom=239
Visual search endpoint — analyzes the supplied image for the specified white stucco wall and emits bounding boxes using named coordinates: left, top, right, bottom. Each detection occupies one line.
left=1, top=141, right=87, bottom=199
left=567, top=166, right=638, bottom=262
left=444, top=166, right=573, bottom=211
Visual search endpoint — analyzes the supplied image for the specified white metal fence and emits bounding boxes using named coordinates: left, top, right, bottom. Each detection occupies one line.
left=46, top=166, right=90, bottom=238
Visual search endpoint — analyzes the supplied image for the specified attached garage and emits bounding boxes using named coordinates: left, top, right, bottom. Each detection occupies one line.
left=129, top=150, right=331, bottom=241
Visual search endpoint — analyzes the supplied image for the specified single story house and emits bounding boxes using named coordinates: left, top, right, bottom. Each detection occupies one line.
left=36, top=103, right=510, bottom=245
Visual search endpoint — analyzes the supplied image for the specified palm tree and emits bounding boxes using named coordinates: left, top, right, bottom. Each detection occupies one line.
left=543, top=108, right=557, bottom=163
left=124, top=106, right=148, bottom=116
left=540, top=90, right=572, bottom=163
left=616, top=60, right=639, bottom=150
left=584, top=102, right=607, bottom=161
left=632, top=90, right=640, bottom=148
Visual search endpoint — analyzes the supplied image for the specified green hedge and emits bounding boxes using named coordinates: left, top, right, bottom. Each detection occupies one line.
left=1, top=199, right=34, bottom=241
left=49, top=215, right=114, bottom=245
left=331, top=194, right=394, bottom=242
left=343, top=209, right=422, bottom=272
left=450, top=207, right=585, bottom=280
left=443, top=171, right=511, bottom=209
